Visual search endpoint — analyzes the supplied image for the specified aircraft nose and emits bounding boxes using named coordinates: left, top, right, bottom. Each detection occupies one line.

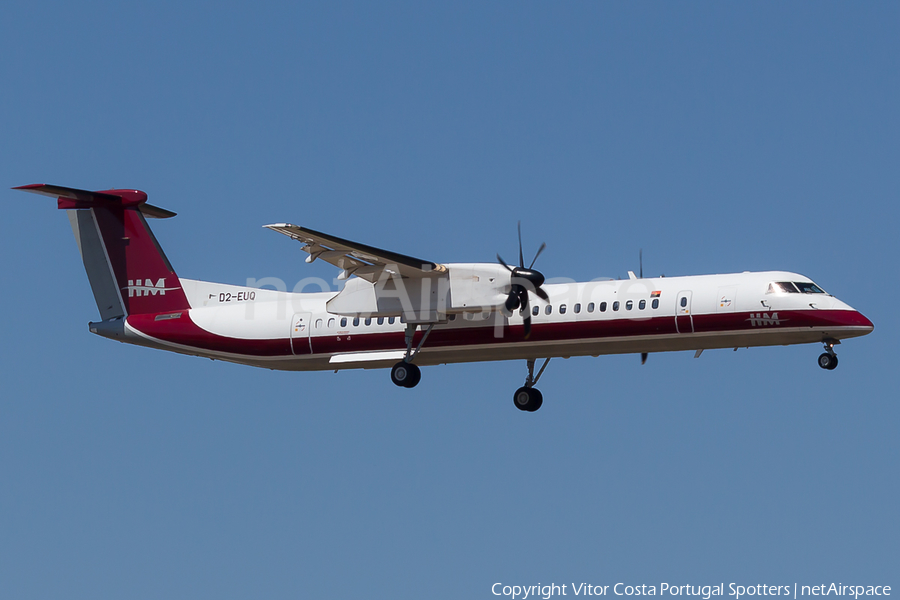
left=856, top=311, right=875, bottom=331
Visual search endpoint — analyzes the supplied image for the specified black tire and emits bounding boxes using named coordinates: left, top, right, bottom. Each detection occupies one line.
left=513, top=386, right=543, bottom=412
left=818, top=353, right=837, bottom=370
left=405, top=363, right=422, bottom=387
left=391, top=361, right=421, bottom=387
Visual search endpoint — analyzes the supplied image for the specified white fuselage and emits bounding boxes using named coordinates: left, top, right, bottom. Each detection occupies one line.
left=117, top=270, right=873, bottom=372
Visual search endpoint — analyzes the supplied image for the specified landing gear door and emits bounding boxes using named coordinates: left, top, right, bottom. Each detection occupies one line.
left=290, top=312, right=312, bottom=355
left=675, top=290, right=693, bottom=333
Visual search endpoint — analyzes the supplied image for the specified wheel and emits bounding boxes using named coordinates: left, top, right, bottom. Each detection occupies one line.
left=817, top=353, right=838, bottom=370
left=406, top=363, right=422, bottom=386
left=513, top=386, right=543, bottom=412
left=391, top=361, right=421, bottom=388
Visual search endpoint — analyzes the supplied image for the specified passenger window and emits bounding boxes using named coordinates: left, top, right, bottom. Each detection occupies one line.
left=587, top=302, right=595, bottom=312
left=532, top=306, right=540, bottom=316
left=364, top=318, right=372, bottom=326
left=652, top=299, right=659, bottom=309
left=613, top=301, right=619, bottom=311
left=680, top=297, right=687, bottom=308
left=315, top=319, right=323, bottom=328
left=560, top=304, right=567, bottom=314
left=600, top=302, right=607, bottom=312
left=448, top=314, right=456, bottom=321
left=626, top=300, right=633, bottom=311
left=341, top=318, right=348, bottom=327
left=328, top=318, right=335, bottom=328
left=353, top=317, right=360, bottom=326
left=377, top=317, right=384, bottom=325
left=545, top=305, right=552, bottom=315
left=389, top=317, right=396, bottom=324
left=639, top=300, right=646, bottom=310
left=574, top=303, right=581, bottom=314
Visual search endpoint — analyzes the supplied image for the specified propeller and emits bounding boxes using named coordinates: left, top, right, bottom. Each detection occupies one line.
left=497, top=222, right=549, bottom=338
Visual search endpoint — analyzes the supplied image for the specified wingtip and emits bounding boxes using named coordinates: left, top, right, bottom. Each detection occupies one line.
left=263, top=223, right=296, bottom=229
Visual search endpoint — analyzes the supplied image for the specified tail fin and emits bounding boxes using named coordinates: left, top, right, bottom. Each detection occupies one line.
left=15, top=184, right=190, bottom=317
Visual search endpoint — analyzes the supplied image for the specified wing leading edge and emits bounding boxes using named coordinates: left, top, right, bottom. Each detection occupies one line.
left=264, top=223, right=443, bottom=282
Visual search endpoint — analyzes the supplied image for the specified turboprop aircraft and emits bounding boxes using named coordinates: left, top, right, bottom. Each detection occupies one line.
left=16, top=184, right=874, bottom=412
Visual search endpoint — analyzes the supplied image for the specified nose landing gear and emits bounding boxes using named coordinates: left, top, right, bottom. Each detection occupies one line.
left=514, top=357, right=550, bottom=412
left=818, top=339, right=839, bottom=370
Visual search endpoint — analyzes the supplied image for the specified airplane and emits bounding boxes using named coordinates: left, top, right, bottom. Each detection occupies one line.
left=16, top=183, right=874, bottom=412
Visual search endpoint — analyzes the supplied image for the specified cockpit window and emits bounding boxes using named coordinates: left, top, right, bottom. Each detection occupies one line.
left=767, top=282, right=799, bottom=294
left=767, top=281, right=826, bottom=294
left=794, top=282, right=825, bottom=294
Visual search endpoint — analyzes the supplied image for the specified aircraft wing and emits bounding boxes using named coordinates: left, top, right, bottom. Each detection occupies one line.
left=264, top=223, right=442, bottom=282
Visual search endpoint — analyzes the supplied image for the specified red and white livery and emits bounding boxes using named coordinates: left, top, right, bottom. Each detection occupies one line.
left=17, top=184, right=874, bottom=412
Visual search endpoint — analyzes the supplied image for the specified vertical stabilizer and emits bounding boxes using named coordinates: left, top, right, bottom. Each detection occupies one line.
left=16, top=184, right=190, bottom=316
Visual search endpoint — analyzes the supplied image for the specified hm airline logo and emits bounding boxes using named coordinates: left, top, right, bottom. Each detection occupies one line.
left=747, top=312, right=787, bottom=327
left=124, top=278, right=180, bottom=297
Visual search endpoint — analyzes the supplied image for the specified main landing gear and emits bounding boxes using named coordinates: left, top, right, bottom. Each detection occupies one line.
left=514, top=357, right=551, bottom=412
left=818, top=339, right=840, bottom=371
left=391, top=361, right=421, bottom=388
left=391, top=322, right=434, bottom=388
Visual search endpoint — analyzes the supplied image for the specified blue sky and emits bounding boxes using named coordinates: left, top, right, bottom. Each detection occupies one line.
left=1, top=2, right=897, bottom=598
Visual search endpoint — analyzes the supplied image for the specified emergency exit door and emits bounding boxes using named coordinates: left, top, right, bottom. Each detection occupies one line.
left=675, top=291, right=693, bottom=334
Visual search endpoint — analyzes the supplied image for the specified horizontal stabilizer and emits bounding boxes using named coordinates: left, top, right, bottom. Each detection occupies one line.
left=13, top=184, right=176, bottom=218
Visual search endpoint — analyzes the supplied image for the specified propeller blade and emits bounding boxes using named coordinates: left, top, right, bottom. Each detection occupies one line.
left=497, top=254, right=514, bottom=272
left=505, top=290, right=520, bottom=312
left=641, top=352, right=648, bottom=365
left=517, top=221, right=524, bottom=268
left=639, top=249, right=643, bottom=279
left=529, top=242, right=547, bottom=269
left=522, top=293, right=532, bottom=338
left=534, top=286, right=549, bottom=302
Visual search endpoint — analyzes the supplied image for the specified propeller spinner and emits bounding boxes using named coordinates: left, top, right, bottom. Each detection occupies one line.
left=497, top=222, right=549, bottom=338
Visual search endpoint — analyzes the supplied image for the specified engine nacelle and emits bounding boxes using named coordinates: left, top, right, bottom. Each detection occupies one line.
left=325, top=263, right=510, bottom=322
left=447, top=263, right=510, bottom=311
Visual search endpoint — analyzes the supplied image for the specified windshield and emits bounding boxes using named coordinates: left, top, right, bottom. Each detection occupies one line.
left=794, top=281, right=826, bottom=294
left=768, top=282, right=798, bottom=293
left=767, top=281, right=827, bottom=294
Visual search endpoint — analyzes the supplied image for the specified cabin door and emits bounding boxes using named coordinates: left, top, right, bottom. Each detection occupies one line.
left=675, top=291, right=693, bottom=334
left=290, top=312, right=313, bottom=355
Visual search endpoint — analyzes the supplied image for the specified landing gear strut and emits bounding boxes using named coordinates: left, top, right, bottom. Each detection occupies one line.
left=513, top=357, right=550, bottom=412
left=391, top=322, right=434, bottom=388
left=818, top=339, right=839, bottom=371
